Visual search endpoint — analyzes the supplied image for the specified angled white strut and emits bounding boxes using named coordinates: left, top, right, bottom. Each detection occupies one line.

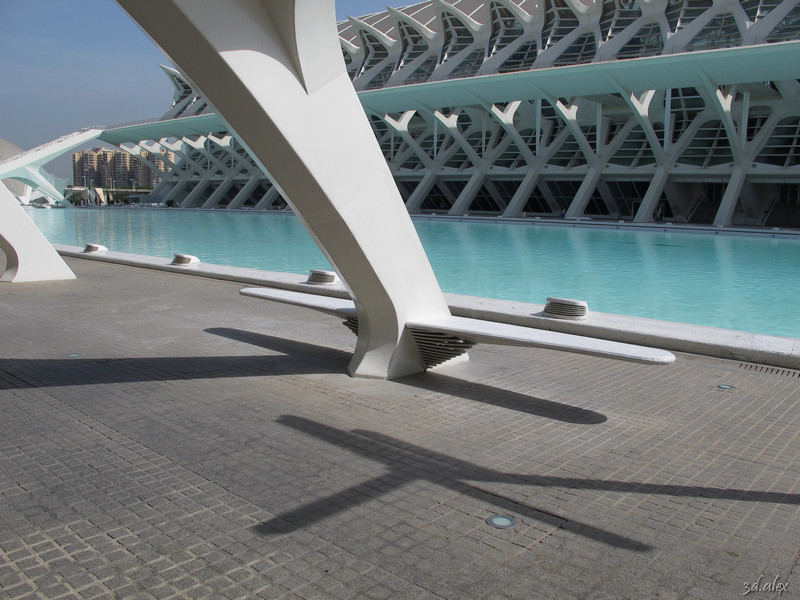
left=0, top=183, right=75, bottom=282
left=118, top=0, right=675, bottom=378
left=117, top=0, right=452, bottom=378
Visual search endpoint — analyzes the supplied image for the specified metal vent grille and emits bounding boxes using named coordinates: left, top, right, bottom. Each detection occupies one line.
left=543, top=297, right=589, bottom=320
left=342, top=319, right=472, bottom=369
left=408, top=327, right=474, bottom=369
left=738, top=363, right=800, bottom=378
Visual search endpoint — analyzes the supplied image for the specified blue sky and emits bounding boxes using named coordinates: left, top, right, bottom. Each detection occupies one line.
left=0, top=0, right=393, bottom=180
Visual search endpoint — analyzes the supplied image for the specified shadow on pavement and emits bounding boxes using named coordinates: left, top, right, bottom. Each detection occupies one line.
left=253, top=415, right=800, bottom=551
left=207, top=328, right=607, bottom=424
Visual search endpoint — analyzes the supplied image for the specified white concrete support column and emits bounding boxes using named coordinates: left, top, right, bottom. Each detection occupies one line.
left=159, top=139, right=192, bottom=171
left=117, top=0, right=452, bottom=378
left=201, top=177, right=235, bottom=209
left=552, top=98, right=605, bottom=218
left=155, top=181, right=177, bottom=202
left=554, top=99, right=598, bottom=167
left=427, top=112, right=484, bottom=216
left=595, top=180, right=621, bottom=218
left=404, top=171, right=438, bottom=213
left=156, top=140, right=192, bottom=204
left=633, top=165, right=670, bottom=223
left=538, top=179, right=561, bottom=211
left=663, top=88, right=672, bottom=152
left=0, top=183, right=74, bottom=282
left=254, top=186, right=281, bottom=210
left=503, top=170, right=542, bottom=217
left=187, top=137, right=228, bottom=175
left=482, top=180, right=509, bottom=213
left=489, top=100, right=547, bottom=218
left=448, top=168, right=487, bottom=215
left=737, top=179, right=763, bottom=225
left=179, top=178, right=211, bottom=208
left=565, top=168, right=601, bottom=218
left=121, top=142, right=169, bottom=179
left=449, top=108, right=517, bottom=215
left=162, top=179, right=187, bottom=204
left=384, top=111, right=438, bottom=213
left=227, top=177, right=262, bottom=209
left=713, top=165, right=748, bottom=227
left=489, top=101, right=534, bottom=163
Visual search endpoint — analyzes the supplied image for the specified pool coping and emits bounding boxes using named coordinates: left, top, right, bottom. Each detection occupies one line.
left=56, top=244, right=800, bottom=370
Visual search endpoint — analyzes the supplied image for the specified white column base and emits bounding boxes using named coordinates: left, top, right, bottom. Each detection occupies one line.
left=0, top=183, right=75, bottom=282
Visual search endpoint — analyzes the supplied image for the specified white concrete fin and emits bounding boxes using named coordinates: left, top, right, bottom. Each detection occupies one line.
left=0, top=183, right=75, bottom=282
left=239, top=287, right=356, bottom=318
left=407, top=315, right=676, bottom=365
left=240, top=287, right=676, bottom=366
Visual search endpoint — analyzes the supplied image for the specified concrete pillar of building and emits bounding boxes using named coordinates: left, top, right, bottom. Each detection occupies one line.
left=118, top=0, right=454, bottom=379
left=227, top=178, right=262, bottom=209
left=736, top=179, right=763, bottom=225
left=254, top=186, right=281, bottom=210
left=565, top=168, right=601, bottom=218
left=633, top=165, right=670, bottom=223
left=162, top=180, right=188, bottom=205
left=713, top=165, right=748, bottom=227
left=179, top=178, right=211, bottom=208
left=596, top=180, right=621, bottom=218
left=201, top=178, right=235, bottom=209
left=448, top=168, right=487, bottom=216
left=0, top=183, right=75, bottom=282
left=503, top=170, right=542, bottom=217
left=404, top=171, right=439, bottom=213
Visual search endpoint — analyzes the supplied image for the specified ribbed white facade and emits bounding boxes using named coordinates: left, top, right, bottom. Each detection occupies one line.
left=144, top=0, right=800, bottom=228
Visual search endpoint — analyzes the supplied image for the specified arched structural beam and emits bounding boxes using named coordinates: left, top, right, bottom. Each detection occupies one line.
left=117, top=0, right=453, bottom=379
left=117, top=0, right=675, bottom=378
left=0, top=131, right=97, bottom=282
left=0, top=129, right=105, bottom=203
left=0, top=183, right=75, bottom=282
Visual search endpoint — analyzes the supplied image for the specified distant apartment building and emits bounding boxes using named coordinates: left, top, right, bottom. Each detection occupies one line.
left=72, top=148, right=174, bottom=188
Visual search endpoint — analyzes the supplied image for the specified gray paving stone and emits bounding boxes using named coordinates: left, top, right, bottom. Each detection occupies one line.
left=0, top=258, right=799, bottom=599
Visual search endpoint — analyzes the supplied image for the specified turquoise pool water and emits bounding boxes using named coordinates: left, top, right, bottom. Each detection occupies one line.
left=26, top=207, right=800, bottom=339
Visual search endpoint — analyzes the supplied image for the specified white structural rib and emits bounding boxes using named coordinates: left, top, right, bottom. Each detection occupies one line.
left=240, top=287, right=356, bottom=318
left=240, top=287, right=675, bottom=366
left=118, top=0, right=453, bottom=380
left=407, top=315, right=675, bottom=365
left=0, top=183, right=75, bottom=282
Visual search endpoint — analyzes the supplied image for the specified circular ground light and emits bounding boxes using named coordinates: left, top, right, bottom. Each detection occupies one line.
left=486, top=514, right=517, bottom=529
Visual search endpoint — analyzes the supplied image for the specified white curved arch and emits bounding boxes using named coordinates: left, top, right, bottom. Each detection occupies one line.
left=0, top=183, right=75, bottom=282
left=117, top=0, right=453, bottom=379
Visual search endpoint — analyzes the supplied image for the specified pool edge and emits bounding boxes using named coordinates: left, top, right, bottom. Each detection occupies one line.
left=56, top=244, right=800, bottom=371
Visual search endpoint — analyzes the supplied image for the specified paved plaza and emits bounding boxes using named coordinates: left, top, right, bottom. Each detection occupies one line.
left=1, top=257, right=799, bottom=599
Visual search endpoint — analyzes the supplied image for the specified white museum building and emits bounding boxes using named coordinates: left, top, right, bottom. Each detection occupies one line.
left=15, top=0, right=800, bottom=228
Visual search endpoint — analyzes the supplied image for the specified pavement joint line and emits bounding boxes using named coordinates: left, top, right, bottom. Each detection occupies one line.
left=1, top=257, right=799, bottom=598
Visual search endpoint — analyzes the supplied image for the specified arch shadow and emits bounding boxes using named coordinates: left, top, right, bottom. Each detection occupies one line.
left=252, top=415, right=800, bottom=551
left=205, top=327, right=607, bottom=424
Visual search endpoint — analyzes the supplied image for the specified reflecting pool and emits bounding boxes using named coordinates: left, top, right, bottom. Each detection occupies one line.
left=26, top=207, right=800, bottom=338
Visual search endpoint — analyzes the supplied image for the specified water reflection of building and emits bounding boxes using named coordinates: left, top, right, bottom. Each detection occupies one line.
left=99, top=2, right=800, bottom=228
